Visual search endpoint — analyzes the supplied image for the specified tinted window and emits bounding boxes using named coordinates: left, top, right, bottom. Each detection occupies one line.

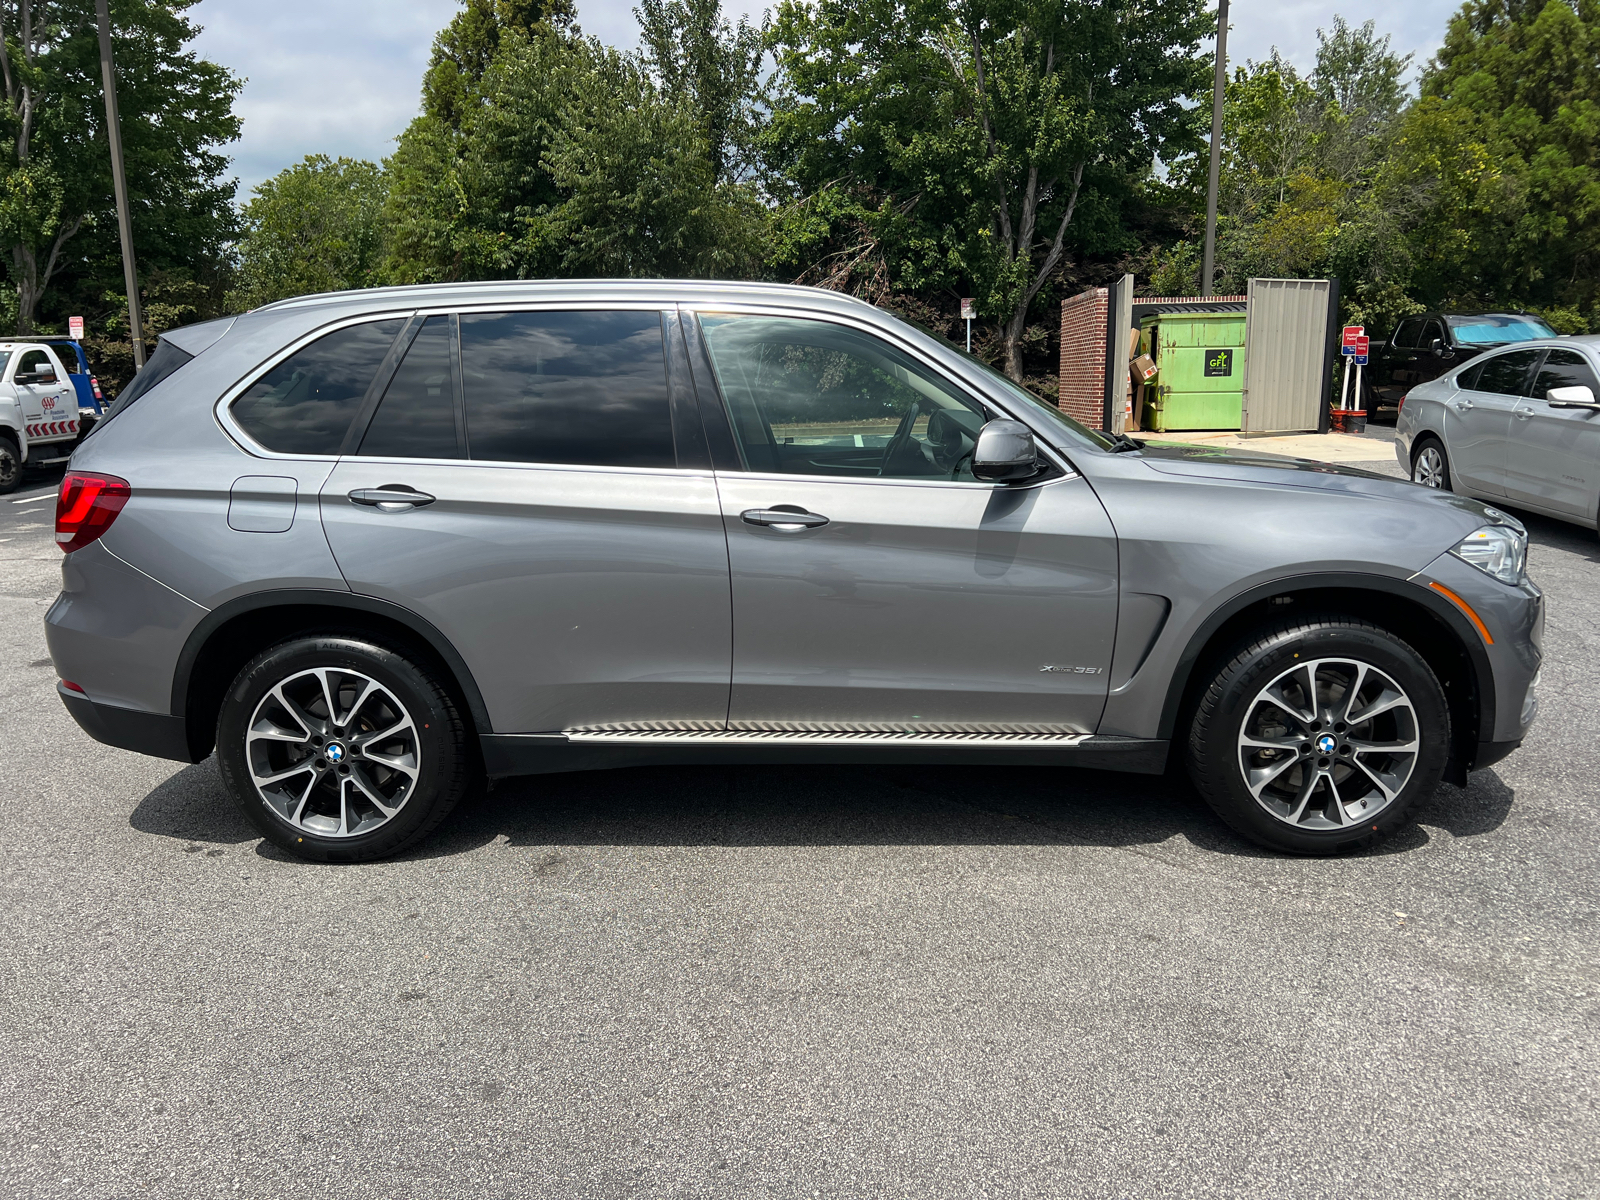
left=231, top=319, right=405, bottom=454
left=1456, top=362, right=1484, bottom=391
left=1391, top=319, right=1423, bottom=350
left=359, top=317, right=459, bottom=459
left=1474, top=350, right=1541, bottom=396
left=459, top=311, right=674, bottom=467
left=1420, top=320, right=1445, bottom=349
left=1531, top=348, right=1600, bottom=400
left=699, top=314, right=991, bottom=480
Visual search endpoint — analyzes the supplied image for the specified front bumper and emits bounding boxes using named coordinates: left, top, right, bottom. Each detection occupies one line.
left=1414, top=548, right=1543, bottom=760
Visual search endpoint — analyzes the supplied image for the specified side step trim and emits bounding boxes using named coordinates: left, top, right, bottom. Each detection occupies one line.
left=480, top=731, right=1169, bottom=780
left=567, top=729, right=1091, bottom=747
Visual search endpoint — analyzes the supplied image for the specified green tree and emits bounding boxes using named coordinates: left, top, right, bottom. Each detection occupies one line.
left=0, top=0, right=240, bottom=334
left=383, top=1, right=764, bottom=285
left=765, top=0, right=1212, bottom=380
left=636, top=0, right=765, bottom=182
left=229, top=156, right=388, bottom=309
left=1396, top=0, right=1600, bottom=318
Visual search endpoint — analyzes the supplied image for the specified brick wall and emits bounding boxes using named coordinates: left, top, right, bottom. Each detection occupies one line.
left=1058, top=288, right=1109, bottom=429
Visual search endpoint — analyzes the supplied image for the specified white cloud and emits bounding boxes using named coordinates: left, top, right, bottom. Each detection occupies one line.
left=190, top=0, right=1460, bottom=199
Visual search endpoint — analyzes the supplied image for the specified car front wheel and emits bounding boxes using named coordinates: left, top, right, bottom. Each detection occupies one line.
left=0, top=435, right=20, bottom=494
left=217, top=634, right=473, bottom=862
left=1411, top=437, right=1451, bottom=490
left=1186, top=617, right=1450, bottom=854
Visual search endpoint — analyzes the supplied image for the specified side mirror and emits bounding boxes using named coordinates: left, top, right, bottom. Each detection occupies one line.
left=1547, top=384, right=1600, bottom=409
left=971, top=419, right=1040, bottom=482
left=1430, top=338, right=1446, bottom=358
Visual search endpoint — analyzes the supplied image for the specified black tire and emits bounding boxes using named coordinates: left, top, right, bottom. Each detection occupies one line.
left=1186, top=616, right=1450, bottom=855
left=0, top=435, right=20, bottom=495
left=1410, top=435, right=1451, bottom=490
left=216, top=634, right=473, bottom=862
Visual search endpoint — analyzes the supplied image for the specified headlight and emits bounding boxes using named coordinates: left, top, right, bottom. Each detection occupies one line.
left=1451, top=524, right=1527, bottom=584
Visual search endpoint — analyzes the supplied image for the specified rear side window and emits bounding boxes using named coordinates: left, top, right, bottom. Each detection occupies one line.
left=459, top=311, right=675, bottom=468
left=1531, top=348, right=1600, bottom=399
left=231, top=319, right=405, bottom=454
left=1474, top=349, right=1541, bottom=397
left=1391, top=319, right=1422, bottom=350
left=359, top=317, right=459, bottom=459
left=1457, top=362, right=1484, bottom=391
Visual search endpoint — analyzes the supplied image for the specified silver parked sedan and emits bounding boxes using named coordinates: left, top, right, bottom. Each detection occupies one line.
left=49, top=281, right=1541, bottom=861
left=1396, top=334, right=1600, bottom=529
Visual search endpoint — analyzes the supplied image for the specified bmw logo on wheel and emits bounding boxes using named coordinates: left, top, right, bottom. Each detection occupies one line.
left=1316, top=734, right=1337, bottom=755
left=325, top=742, right=346, bottom=763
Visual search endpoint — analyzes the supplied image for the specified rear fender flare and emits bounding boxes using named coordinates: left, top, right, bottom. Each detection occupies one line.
left=171, top=589, right=494, bottom=733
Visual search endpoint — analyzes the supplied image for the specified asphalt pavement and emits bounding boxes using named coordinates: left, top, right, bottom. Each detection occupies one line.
left=1, top=452, right=1596, bottom=1199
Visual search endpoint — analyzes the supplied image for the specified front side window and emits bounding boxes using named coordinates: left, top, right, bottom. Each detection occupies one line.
left=1474, top=349, right=1542, bottom=397
left=232, top=319, right=406, bottom=454
left=459, top=310, right=675, bottom=468
left=359, top=316, right=459, bottom=459
left=1391, top=318, right=1423, bottom=350
left=1420, top=320, right=1445, bottom=350
left=1531, top=348, right=1600, bottom=400
left=698, top=314, right=991, bottom=480
left=15, top=348, right=54, bottom=379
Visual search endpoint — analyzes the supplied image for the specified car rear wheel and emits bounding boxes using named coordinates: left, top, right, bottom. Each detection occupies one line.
left=216, top=634, right=473, bottom=862
left=0, top=435, right=20, bottom=494
left=1186, top=617, right=1450, bottom=854
left=1411, top=437, right=1451, bottom=490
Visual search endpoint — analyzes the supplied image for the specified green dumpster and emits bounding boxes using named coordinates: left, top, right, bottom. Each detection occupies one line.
left=1138, top=311, right=1247, bottom=431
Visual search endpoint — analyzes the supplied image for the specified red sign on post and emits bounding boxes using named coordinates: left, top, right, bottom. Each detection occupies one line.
left=68, top=315, right=84, bottom=340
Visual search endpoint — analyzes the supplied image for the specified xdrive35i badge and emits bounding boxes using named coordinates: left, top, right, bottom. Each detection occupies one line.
left=1040, top=665, right=1103, bottom=674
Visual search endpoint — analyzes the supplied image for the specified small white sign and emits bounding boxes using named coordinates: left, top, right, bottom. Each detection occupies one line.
left=960, top=298, right=976, bottom=320
left=68, top=316, right=84, bottom=340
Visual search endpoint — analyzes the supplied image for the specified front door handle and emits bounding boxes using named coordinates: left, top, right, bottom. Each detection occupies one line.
left=741, top=507, right=829, bottom=531
left=348, top=486, right=436, bottom=511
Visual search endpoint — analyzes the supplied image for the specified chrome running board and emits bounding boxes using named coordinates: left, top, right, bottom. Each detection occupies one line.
left=563, top=728, right=1092, bottom=747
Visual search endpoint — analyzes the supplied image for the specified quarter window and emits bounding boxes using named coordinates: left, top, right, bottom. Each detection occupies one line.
left=1530, top=348, right=1600, bottom=400
left=232, top=319, right=406, bottom=454
left=697, top=314, right=991, bottom=480
left=358, top=317, right=459, bottom=459
left=1473, top=350, right=1541, bottom=397
left=459, top=311, right=675, bottom=468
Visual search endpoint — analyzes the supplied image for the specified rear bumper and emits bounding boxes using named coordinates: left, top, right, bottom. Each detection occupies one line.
left=57, top=684, right=198, bottom=762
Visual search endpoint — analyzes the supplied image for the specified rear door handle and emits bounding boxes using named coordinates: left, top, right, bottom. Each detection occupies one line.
left=1514, top=407, right=1533, bottom=420
left=740, top=507, right=829, bottom=530
left=348, top=486, right=436, bottom=510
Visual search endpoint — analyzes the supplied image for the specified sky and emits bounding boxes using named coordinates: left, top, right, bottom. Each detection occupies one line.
left=188, top=0, right=1466, bottom=200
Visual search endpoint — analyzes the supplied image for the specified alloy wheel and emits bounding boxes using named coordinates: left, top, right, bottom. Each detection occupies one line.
left=1413, top=445, right=1446, bottom=488
left=0, top=444, right=18, bottom=490
left=245, top=667, right=420, bottom=838
left=1237, top=658, right=1420, bottom=830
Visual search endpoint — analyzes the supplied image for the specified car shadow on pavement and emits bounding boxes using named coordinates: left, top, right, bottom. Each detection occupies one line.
left=127, top=756, right=1515, bottom=861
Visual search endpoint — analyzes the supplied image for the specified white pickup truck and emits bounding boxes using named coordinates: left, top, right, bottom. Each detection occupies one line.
left=0, top=342, right=80, bottom=494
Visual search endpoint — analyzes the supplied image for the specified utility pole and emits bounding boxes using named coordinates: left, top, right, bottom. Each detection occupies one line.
left=1203, top=0, right=1235, bottom=300
left=95, top=0, right=145, bottom=370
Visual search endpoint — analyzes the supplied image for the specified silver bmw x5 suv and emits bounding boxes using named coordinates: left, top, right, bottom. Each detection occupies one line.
left=48, top=281, right=1541, bottom=860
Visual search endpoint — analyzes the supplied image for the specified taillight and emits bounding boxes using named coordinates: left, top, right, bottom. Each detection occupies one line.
left=56, top=472, right=130, bottom=553
left=1399, top=392, right=1408, bottom=412
left=90, top=376, right=103, bottom=400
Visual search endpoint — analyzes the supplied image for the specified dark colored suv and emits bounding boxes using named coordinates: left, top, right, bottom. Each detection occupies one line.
left=1369, top=313, right=1557, bottom=414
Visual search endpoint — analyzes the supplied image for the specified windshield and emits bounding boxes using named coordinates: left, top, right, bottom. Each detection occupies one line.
left=1446, top=314, right=1555, bottom=345
left=893, top=315, right=1115, bottom=451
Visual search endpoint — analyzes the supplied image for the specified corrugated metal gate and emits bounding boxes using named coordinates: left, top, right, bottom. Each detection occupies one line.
left=1242, top=278, right=1334, bottom=432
